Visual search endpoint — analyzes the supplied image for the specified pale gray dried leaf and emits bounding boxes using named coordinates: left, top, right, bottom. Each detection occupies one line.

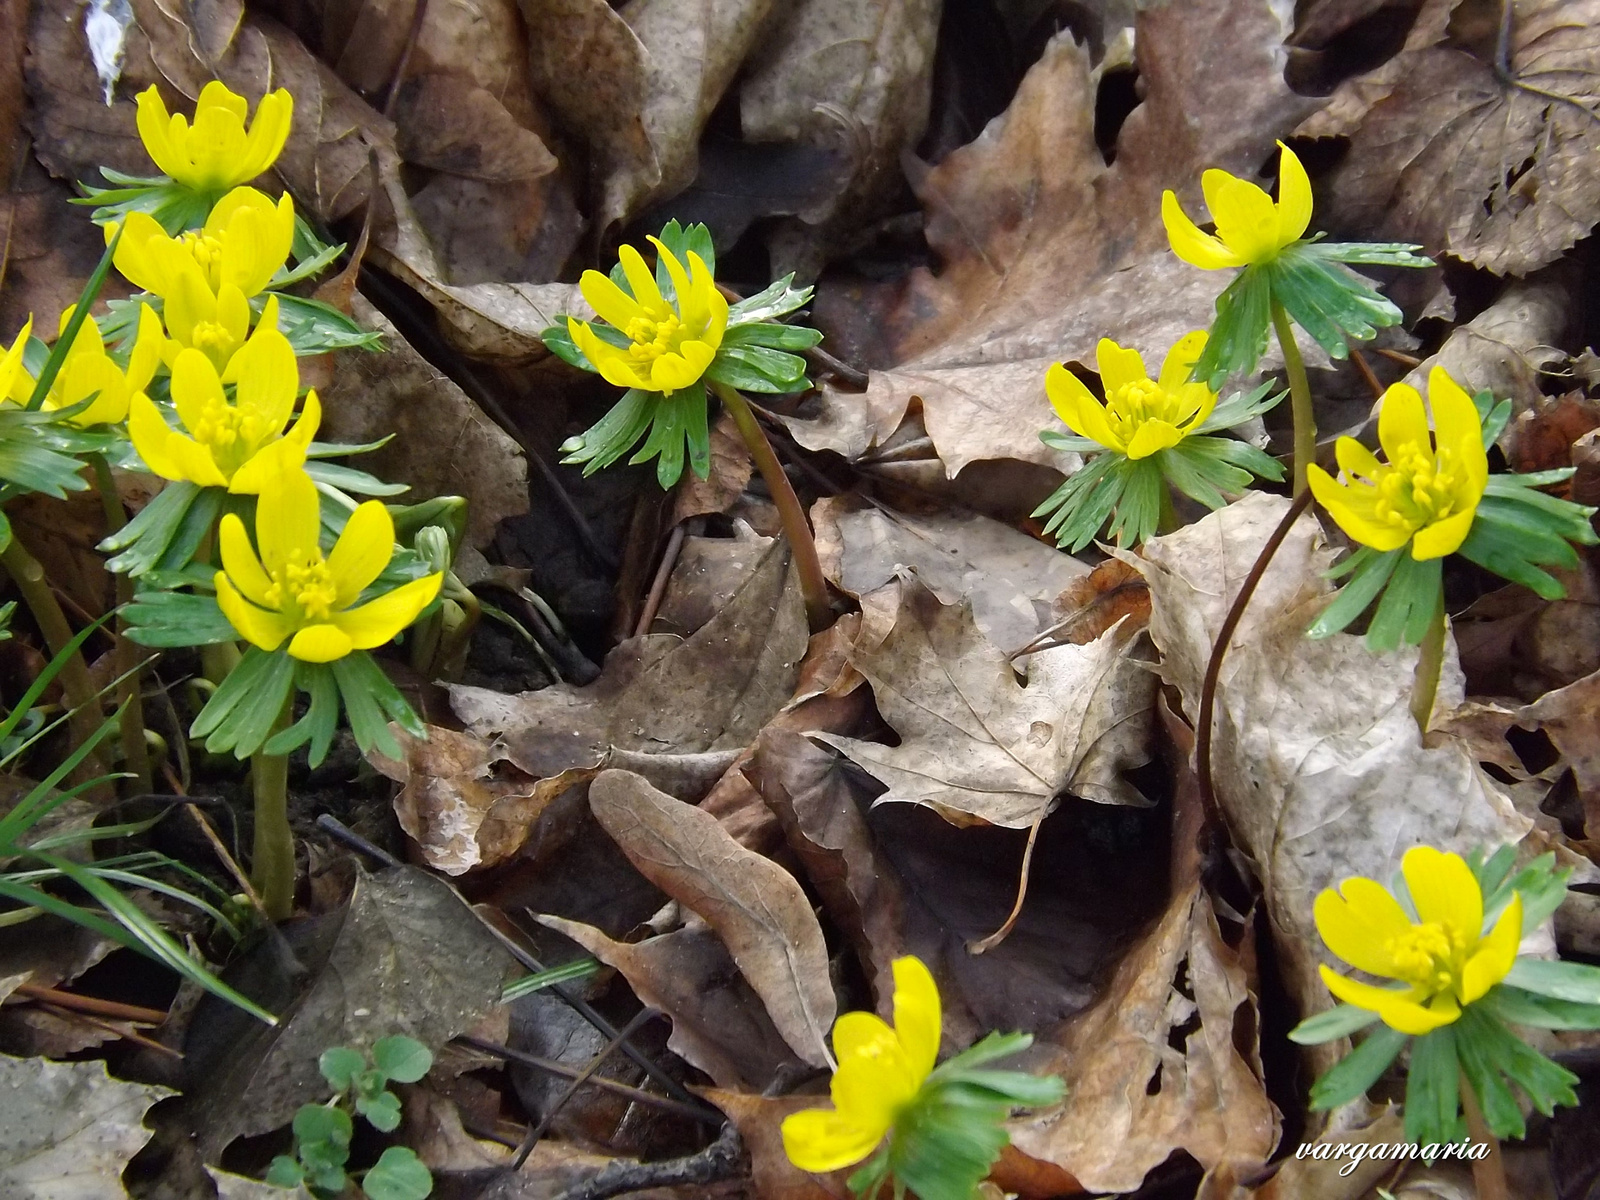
left=739, top=0, right=940, bottom=249
left=818, top=575, right=1155, bottom=828
left=0, top=1054, right=170, bottom=1200
left=317, top=296, right=528, bottom=549
left=587, top=769, right=837, bottom=1065
left=1132, top=493, right=1532, bottom=1023
left=184, top=866, right=515, bottom=1155
left=1311, top=0, right=1600, bottom=275
left=537, top=915, right=806, bottom=1089
left=451, top=537, right=807, bottom=772
left=785, top=0, right=1319, bottom=475
left=811, top=497, right=1088, bottom=654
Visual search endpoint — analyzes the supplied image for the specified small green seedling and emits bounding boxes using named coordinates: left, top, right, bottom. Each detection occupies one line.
left=266, top=1036, right=434, bottom=1199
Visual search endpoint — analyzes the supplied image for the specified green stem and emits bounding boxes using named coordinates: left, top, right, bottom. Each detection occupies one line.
left=0, top=530, right=106, bottom=768
left=90, top=456, right=151, bottom=792
left=250, top=698, right=295, bottom=922
left=1410, top=589, right=1447, bottom=735
left=1459, top=1070, right=1508, bottom=1200
left=1156, top=484, right=1179, bottom=536
left=710, top=381, right=831, bottom=632
left=1271, top=299, right=1315, bottom=497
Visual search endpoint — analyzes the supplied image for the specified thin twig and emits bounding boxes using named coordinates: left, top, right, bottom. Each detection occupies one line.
left=314, top=813, right=401, bottom=867
left=552, top=1122, right=743, bottom=1200
left=967, top=813, right=1044, bottom=954
left=382, top=0, right=431, bottom=118
left=186, top=802, right=269, bottom=920
left=1348, top=347, right=1385, bottom=403
left=634, top=522, right=686, bottom=638
left=31, top=1000, right=183, bottom=1058
left=511, top=1009, right=656, bottom=1169
left=1374, top=347, right=1422, bottom=369
left=457, top=1036, right=718, bottom=1125
left=1195, top=492, right=1314, bottom=817
left=9, top=982, right=169, bottom=1025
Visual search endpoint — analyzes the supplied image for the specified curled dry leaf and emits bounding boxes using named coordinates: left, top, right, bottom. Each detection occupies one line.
left=786, top=0, right=1318, bottom=475
left=318, top=296, right=529, bottom=550
left=811, top=497, right=1089, bottom=655
left=0, top=1054, right=171, bottom=1200
left=817, top=574, right=1155, bottom=829
left=1308, top=0, right=1600, bottom=275
left=1516, top=669, right=1600, bottom=841
left=1130, top=493, right=1533, bottom=1027
left=371, top=724, right=554, bottom=875
left=1197, top=1105, right=1404, bottom=1200
left=537, top=915, right=806, bottom=1089
left=451, top=536, right=807, bottom=776
left=586, top=768, right=837, bottom=1066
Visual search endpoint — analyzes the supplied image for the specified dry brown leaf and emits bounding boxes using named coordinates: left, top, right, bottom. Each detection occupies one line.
left=1132, top=492, right=1535, bottom=1027
left=811, top=497, right=1088, bottom=655
left=817, top=575, right=1155, bottom=828
left=1308, top=0, right=1600, bottom=275
left=537, top=916, right=806, bottom=1089
left=1197, top=1105, right=1403, bottom=1199
left=1517, top=670, right=1600, bottom=840
left=586, top=768, right=837, bottom=1066
left=317, top=296, right=527, bottom=549
left=786, top=0, right=1318, bottom=475
left=451, top=536, right=807, bottom=774
left=654, top=522, right=774, bottom=638
left=24, top=0, right=151, bottom=182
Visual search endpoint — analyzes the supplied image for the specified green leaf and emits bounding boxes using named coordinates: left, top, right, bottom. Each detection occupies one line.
left=122, top=591, right=239, bottom=648
left=727, top=275, right=814, bottom=325
left=25, top=232, right=120, bottom=412
left=1402, top=1026, right=1460, bottom=1148
left=501, top=958, right=600, bottom=1001
left=329, top=652, right=424, bottom=760
left=1033, top=451, right=1122, bottom=551
left=1312, top=242, right=1432, bottom=268
left=1506, top=958, right=1600, bottom=1004
left=306, top=461, right=411, bottom=498
left=1105, top=457, right=1164, bottom=548
left=560, top=388, right=656, bottom=475
left=270, top=239, right=346, bottom=289
left=1193, top=266, right=1271, bottom=388
left=1308, top=548, right=1401, bottom=639
left=192, top=648, right=298, bottom=758
left=294, top=1103, right=354, bottom=1149
left=260, top=293, right=382, bottom=355
left=1364, top=552, right=1441, bottom=652
left=540, top=323, right=596, bottom=372
left=355, top=1088, right=403, bottom=1132
left=1289, top=1003, right=1380, bottom=1045
left=1455, top=1004, right=1578, bottom=1132
left=361, top=1147, right=433, bottom=1200
left=1309, top=1024, right=1407, bottom=1109
left=1457, top=513, right=1570, bottom=599
left=705, top=345, right=810, bottom=393
left=319, top=1047, right=365, bottom=1091
left=266, top=1156, right=305, bottom=1187
left=721, top=322, right=823, bottom=351
left=1192, top=379, right=1284, bottom=433
left=263, top=662, right=340, bottom=767
left=1483, top=985, right=1600, bottom=1030
left=372, top=1035, right=433, bottom=1083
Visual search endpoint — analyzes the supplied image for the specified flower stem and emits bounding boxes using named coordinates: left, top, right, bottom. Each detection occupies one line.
left=710, top=381, right=831, bottom=631
left=0, top=528, right=106, bottom=770
left=250, top=698, right=295, bottom=922
left=90, top=455, right=152, bottom=792
left=1459, top=1070, right=1509, bottom=1200
left=1157, top=484, right=1179, bottom=536
left=1409, top=589, right=1447, bottom=735
left=1271, top=299, right=1315, bottom=497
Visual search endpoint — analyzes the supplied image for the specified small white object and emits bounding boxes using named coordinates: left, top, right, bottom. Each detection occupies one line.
left=83, top=0, right=133, bottom=106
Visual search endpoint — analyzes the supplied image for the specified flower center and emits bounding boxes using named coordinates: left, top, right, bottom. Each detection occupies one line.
left=1385, top=921, right=1464, bottom=993
left=190, top=320, right=241, bottom=370
left=179, top=231, right=227, bottom=292
left=1105, top=378, right=1185, bottom=441
left=191, top=395, right=272, bottom=478
left=625, top=311, right=683, bottom=363
left=264, top=553, right=339, bottom=622
left=1372, top=441, right=1466, bottom=534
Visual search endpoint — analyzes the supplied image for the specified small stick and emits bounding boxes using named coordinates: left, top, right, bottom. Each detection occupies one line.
left=633, top=522, right=686, bottom=638
left=9, top=982, right=169, bottom=1026
left=1374, top=347, right=1422, bottom=369
left=553, top=1122, right=743, bottom=1200
left=186, top=802, right=269, bottom=920
left=510, top=1008, right=657, bottom=1168
left=1348, top=347, right=1385, bottom=403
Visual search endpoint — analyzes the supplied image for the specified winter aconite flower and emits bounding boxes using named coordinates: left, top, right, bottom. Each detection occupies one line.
left=1160, top=142, right=1428, bottom=388
left=0, top=319, right=30, bottom=401
left=782, top=957, right=1062, bottom=1200
left=112, top=187, right=294, bottom=369
left=128, top=298, right=318, bottom=492
left=8, top=303, right=165, bottom=426
left=545, top=221, right=821, bottom=488
left=1291, top=845, right=1600, bottom=1151
left=136, top=82, right=293, bottom=196
left=214, top=465, right=442, bottom=663
left=1307, top=369, right=1597, bottom=651
left=1034, top=331, right=1284, bottom=551
left=1315, top=847, right=1521, bottom=1035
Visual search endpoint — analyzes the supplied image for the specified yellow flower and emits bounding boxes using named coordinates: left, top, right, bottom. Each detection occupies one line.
left=1315, top=847, right=1522, bottom=1035
left=782, top=957, right=941, bottom=1173
left=128, top=298, right=317, bottom=493
left=1308, top=367, right=1487, bottom=560
left=1046, top=332, right=1216, bottom=459
left=4, top=304, right=164, bottom=426
left=214, top=465, right=443, bottom=663
left=1162, top=142, right=1313, bottom=270
left=567, top=237, right=728, bottom=394
left=136, top=82, right=293, bottom=194
left=111, top=186, right=294, bottom=370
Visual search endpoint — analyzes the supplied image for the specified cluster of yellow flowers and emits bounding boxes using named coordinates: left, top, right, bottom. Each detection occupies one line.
left=1, top=82, right=439, bottom=663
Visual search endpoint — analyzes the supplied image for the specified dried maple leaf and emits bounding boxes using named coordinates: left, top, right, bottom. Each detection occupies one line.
left=1308, top=0, right=1600, bottom=275
left=786, top=0, right=1318, bottom=476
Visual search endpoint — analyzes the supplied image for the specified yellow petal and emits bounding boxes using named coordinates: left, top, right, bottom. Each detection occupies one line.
left=215, top=572, right=294, bottom=652
left=170, top=347, right=223, bottom=435
left=1158, top=331, right=1209, bottom=392
left=1208, top=173, right=1281, bottom=264
left=694, top=256, right=729, bottom=346
left=135, top=86, right=183, bottom=180
left=169, top=434, right=231, bottom=488
left=1314, top=879, right=1410, bottom=977
left=831, top=1011, right=917, bottom=1131
left=578, top=271, right=645, bottom=331
left=218, top=511, right=275, bottom=606
left=1334, top=437, right=1382, bottom=481
left=162, top=258, right=220, bottom=348
left=227, top=434, right=309, bottom=495
left=1308, top=466, right=1413, bottom=552
left=258, top=465, right=322, bottom=577
left=1050, top=373, right=1123, bottom=453
left=648, top=237, right=696, bottom=321
left=128, top=393, right=186, bottom=480
left=288, top=624, right=356, bottom=663
left=1161, top=191, right=1244, bottom=270
left=1275, top=142, right=1313, bottom=246
left=1173, top=381, right=1217, bottom=432
left=330, top=574, right=443, bottom=650
left=1426, top=366, right=1488, bottom=499
left=617, top=244, right=667, bottom=314
left=1461, top=893, right=1521, bottom=1004
left=198, top=80, right=249, bottom=123
left=1377, top=382, right=1429, bottom=463
left=111, top=213, right=173, bottom=294
left=1401, top=847, right=1483, bottom=940
left=126, top=304, right=164, bottom=394
left=1125, top=419, right=1183, bottom=459
left=780, top=1107, right=885, bottom=1174
left=327, top=500, right=396, bottom=607
left=890, top=956, right=941, bottom=1083
left=228, top=323, right=298, bottom=433
left=1410, top=507, right=1475, bottom=560
left=569, top=320, right=652, bottom=391
left=1096, top=338, right=1149, bottom=395
left=236, top=89, right=293, bottom=180
left=1321, top=966, right=1457, bottom=1033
